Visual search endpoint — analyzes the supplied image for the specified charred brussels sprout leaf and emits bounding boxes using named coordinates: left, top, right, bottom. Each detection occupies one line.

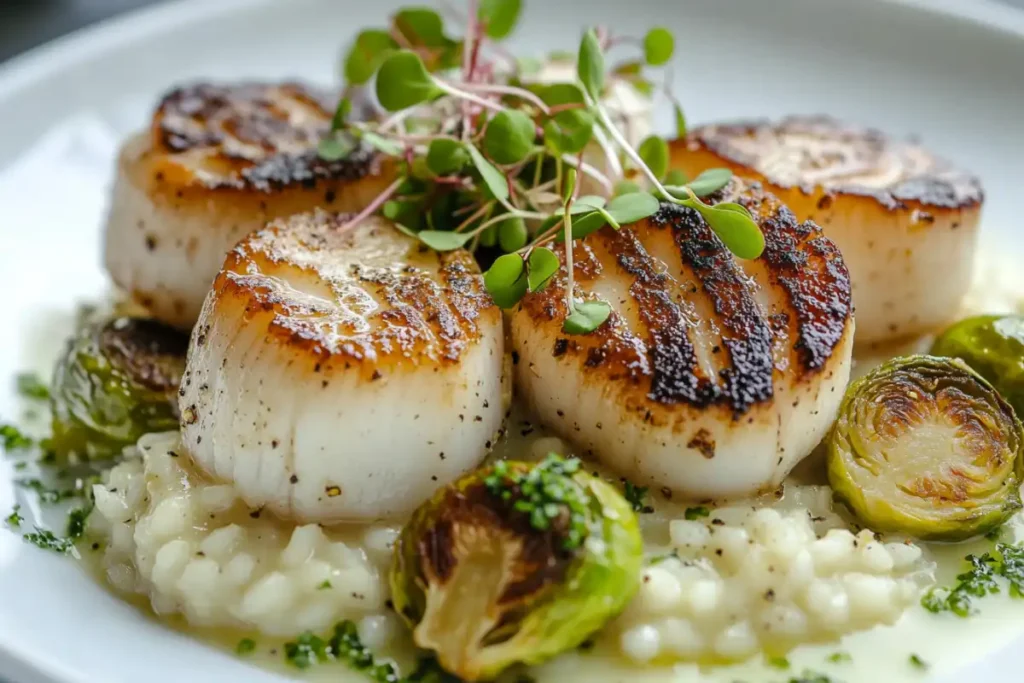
left=390, top=454, right=643, bottom=681
left=931, top=314, right=1024, bottom=419
left=49, top=318, right=187, bottom=461
left=828, top=355, right=1024, bottom=541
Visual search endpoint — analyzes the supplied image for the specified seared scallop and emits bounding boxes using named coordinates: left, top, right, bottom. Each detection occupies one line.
left=510, top=179, right=854, bottom=499
left=179, top=211, right=505, bottom=522
left=104, top=82, right=396, bottom=329
left=670, top=115, right=982, bottom=346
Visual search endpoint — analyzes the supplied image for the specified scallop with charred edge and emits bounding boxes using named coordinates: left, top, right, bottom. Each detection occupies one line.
left=510, top=179, right=854, bottom=499
left=180, top=211, right=505, bottom=523
left=670, top=115, right=982, bottom=346
left=104, top=82, right=395, bottom=329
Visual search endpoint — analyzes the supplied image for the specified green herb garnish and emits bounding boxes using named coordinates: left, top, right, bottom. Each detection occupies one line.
left=622, top=480, right=652, bottom=513
left=324, top=2, right=763, bottom=335
left=66, top=506, right=92, bottom=539
left=921, top=543, right=1024, bottom=616
left=21, top=527, right=75, bottom=554
left=16, top=373, right=49, bottom=401
left=909, top=654, right=928, bottom=670
left=236, top=638, right=257, bottom=655
left=484, top=454, right=589, bottom=550
left=767, top=655, right=791, bottom=669
left=1, top=424, right=32, bottom=451
left=318, top=580, right=333, bottom=590
left=684, top=506, right=710, bottom=520
left=4, top=505, right=23, bottom=529
left=284, top=631, right=328, bottom=670
left=826, top=652, right=851, bottom=664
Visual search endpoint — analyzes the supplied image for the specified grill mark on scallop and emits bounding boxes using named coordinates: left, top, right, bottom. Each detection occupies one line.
left=516, top=179, right=851, bottom=418
left=687, top=115, right=983, bottom=210
left=663, top=204, right=775, bottom=414
left=152, top=82, right=378, bottom=192
left=604, top=225, right=715, bottom=406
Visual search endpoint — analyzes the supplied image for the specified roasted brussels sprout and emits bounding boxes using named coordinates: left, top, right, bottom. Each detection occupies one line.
left=49, top=317, right=187, bottom=460
left=931, top=314, right=1024, bottom=418
left=390, top=455, right=642, bottom=681
left=828, top=355, right=1024, bottom=541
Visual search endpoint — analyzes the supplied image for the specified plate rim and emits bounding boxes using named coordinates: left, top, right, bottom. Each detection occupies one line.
left=0, top=0, right=1023, bottom=682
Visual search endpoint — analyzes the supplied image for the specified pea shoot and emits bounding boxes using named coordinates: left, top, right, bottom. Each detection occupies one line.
left=328, top=0, right=764, bottom=334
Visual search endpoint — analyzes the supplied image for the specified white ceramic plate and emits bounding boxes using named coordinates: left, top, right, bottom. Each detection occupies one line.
left=1, top=1, right=1023, bottom=681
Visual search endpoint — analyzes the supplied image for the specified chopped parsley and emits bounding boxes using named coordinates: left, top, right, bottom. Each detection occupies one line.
left=0, top=424, right=32, bottom=451
left=684, top=506, right=710, bottom=520
left=784, top=672, right=835, bottom=683
left=318, top=580, right=333, bottom=590
left=909, top=654, right=928, bottom=670
left=21, top=527, right=74, bottom=553
left=66, top=506, right=92, bottom=539
left=484, top=454, right=590, bottom=550
left=284, top=621, right=402, bottom=682
left=767, top=655, right=791, bottom=669
left=4, top=505, right=23, bottom=528
left=826, top=651, right=851, bottom=664
left=921, top=543, right=1024, bottom=616
left=236, top=638, right=257, bottom=655
left=622, top=480, right=653, bottom=513
left=16, top=373, right=49, bottom=401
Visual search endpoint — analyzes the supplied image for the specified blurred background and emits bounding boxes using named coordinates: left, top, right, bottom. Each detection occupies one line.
left=1, top=0, right=1024, bottom=63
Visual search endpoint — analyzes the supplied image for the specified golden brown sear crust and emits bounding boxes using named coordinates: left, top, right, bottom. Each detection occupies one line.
left=208, top=211, right=498, bottom=374
left=148, top=82, right=379, bottom=192
left=517, top=179, right=851, bottom=417
left=681, top=115, right=983, bottom=211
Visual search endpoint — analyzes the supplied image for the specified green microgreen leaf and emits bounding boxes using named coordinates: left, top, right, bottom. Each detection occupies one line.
left=317, top=136, right=355, bottom=162
left=570, top=195, right=607, bottom=214
left=577, top=29, right=605, bottom=100
left=664, top=169, right=688, bottom=186
left=562, top=168, right=578, bottom=203
left=375, top=50, right=441, bottom=112
left=527, top=247, right=560, bottom=292
left=479, top=0, right=522, bottom=39
left=479, top=225, right=498, bottom=247
left=426, top=138, right=469, bottom=175
left=466, top=144, right=509, bottom=200
left=563, top=300, right=611, bottom=335
left=563, top=211, right=607, bottom=240
left=343, top=30, right=398, bottom=86
left=416, top=230, right=472, bottom=252
left=330, top=97, right=352, bottom=132
left=484, top=253, right=529, bottom=308
left=643, top=27, right=675, bottom=66
left=392, top=8, right=447, bottom=46
left=614, top=180, right=641, bottom=197
left=483, top=110, right=536, bottom=164
left=538, top=83, right=594, bottom=154
left=497, top=216, right=528, bottom=252
left=357, top=130, right=402, bottom=157
left=606, top=192, right=660, bottom=224
left=697, top=203, right=765, bottom=260
left=637, top=135, right=669, bottom=182
left=687, top=168, right=733, bottom=197
left=673, top=100, right=687, bottom=138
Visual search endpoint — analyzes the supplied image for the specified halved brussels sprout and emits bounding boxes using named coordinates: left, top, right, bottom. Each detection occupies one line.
left=49, top=317, right=187, bottom=461
left=931, top=314, right=1024, bottom=418
left=828, top=355, right=1024, bottom=541
left=390, top=455, right=642, bottom=681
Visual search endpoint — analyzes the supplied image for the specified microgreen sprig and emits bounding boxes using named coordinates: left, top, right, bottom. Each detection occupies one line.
left=328, top=1, right=764, bottom=334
